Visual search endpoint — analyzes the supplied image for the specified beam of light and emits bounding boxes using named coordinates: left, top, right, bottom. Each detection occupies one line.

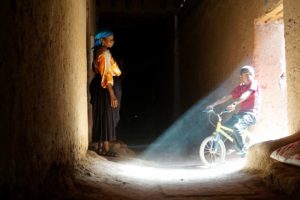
left=141, top=68, right=241, bottom=166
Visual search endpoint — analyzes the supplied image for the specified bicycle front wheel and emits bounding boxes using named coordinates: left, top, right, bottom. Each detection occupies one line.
left=199, top=135, right=226, bottom=166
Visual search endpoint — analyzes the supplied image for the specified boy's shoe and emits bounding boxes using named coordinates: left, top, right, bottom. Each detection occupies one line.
left=226, top=148, right=236, bottom=155
left=239, top=151, right=247, bottom=158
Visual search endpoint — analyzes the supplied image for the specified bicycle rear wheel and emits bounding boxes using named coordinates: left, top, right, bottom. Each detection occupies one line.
left=199, top=135, right=226, bottom=166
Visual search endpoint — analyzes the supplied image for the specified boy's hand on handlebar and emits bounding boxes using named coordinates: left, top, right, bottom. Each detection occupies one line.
left=226, top=104, right=236, bottom=112
left=206, top=105, right=214, bottom=111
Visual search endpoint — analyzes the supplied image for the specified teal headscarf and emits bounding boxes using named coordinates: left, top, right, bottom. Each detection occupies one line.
left=93, top=29, right=113, bottom=48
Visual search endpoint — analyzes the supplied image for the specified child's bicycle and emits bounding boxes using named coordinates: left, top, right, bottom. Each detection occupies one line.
left=199, top=108, right=250, bottom=166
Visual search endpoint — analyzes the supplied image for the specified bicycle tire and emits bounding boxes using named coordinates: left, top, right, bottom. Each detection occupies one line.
left=199, top=135, right=226, bottom=166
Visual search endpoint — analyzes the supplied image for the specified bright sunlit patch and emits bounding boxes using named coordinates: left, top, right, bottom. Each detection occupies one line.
left=119, top=158, right=246, bottom=183
left=253, top=15, right=288, bottom=140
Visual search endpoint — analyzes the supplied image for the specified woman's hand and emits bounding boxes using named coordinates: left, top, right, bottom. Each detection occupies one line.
left=110, top=95, right=118, bottom=108
left=107, top=83, right=118, bottom=108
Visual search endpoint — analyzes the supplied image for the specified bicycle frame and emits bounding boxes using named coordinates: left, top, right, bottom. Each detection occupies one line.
left=210, top=109, right=248, bottom=144
left=206, top=109, right=235, bottom=143
left=215, top=121, right=234, bottom=143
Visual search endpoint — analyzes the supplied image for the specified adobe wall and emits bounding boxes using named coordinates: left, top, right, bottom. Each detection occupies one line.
left=284, top=0, right=300, bottom=134
left=252, top=21, right=287, bottom=139
left=87, top=0, right=96, bottom=144
left=0, top=0, right=88, bottom=195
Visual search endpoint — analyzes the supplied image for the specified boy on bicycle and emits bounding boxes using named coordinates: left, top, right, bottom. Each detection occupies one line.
left=206, top=65, right=261, bottom=157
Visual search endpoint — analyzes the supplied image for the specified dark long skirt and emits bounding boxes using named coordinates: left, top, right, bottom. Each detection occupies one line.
left=89, top=74, right=122, bottom=142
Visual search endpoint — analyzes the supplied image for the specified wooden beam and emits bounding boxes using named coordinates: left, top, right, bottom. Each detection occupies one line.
left=255, top=3, right=283, bottom=24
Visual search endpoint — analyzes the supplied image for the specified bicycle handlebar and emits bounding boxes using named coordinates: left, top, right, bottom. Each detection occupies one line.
left=203, top=107, right=231, bottom=126
left=202, top=108, right=230, bottom=115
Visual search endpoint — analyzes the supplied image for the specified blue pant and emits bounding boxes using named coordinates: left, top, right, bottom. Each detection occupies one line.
left=224, top=112, right=256, bottom=153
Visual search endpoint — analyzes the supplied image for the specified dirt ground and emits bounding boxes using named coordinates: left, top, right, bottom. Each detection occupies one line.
left=46, top=150, right=296, bottom=200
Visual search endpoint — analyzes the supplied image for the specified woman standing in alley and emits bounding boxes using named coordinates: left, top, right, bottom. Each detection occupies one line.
left=90, top=28, right=122, bottom=157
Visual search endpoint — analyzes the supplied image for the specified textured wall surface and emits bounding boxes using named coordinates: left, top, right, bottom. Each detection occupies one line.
left=253, top=21, right=288, bottom=139
left=284, top=0, right=300, bottom=133
left=87, top=0, right=96, bottom=144
left=0, top=0, right=87, bottom=194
